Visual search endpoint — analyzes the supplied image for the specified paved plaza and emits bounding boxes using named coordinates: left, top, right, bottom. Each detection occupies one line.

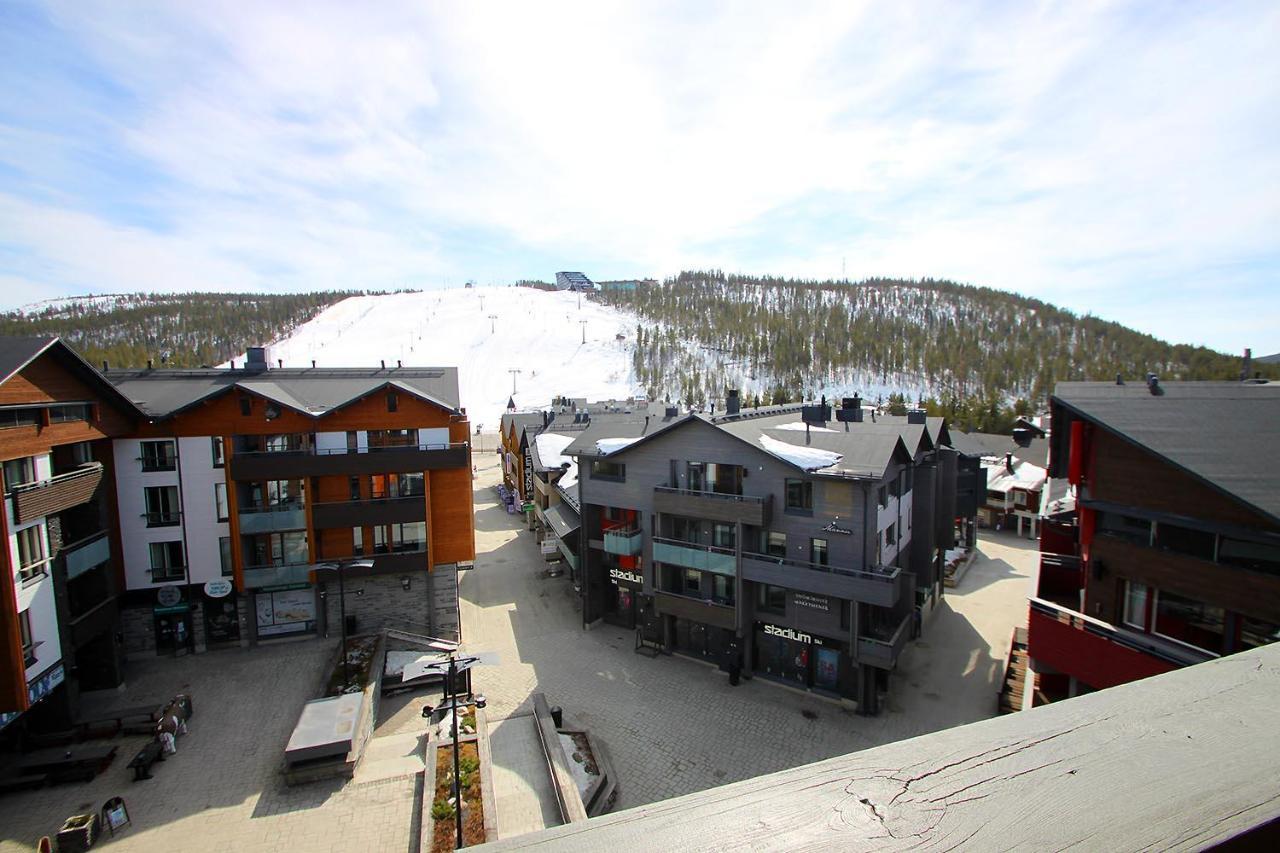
left=0, top=448, right=1037, bottom=850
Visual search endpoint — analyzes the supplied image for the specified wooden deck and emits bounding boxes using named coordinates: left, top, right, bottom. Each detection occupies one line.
left=998, top=626, right=1028, bottom=714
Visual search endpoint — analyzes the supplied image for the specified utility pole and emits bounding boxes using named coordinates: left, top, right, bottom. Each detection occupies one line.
left=579, top=320, right=588, bottom=344
left=479, top=295, right=485, bottom=312
left=508, top=368, right=522, bottom=394
left=488, top=314, right=498, bottom=334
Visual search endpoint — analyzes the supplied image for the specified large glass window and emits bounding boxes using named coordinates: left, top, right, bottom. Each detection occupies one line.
left=353, top=527, right=364, bottom=556
left=708, top=463, right=743, bottom=495
left=687, top=462, right=705, bottom=492
left=16, top=526, right=46, bottom=579
left=149, top=540, right=185, bottom=580
left=810, top=538, right=829, bottom=566
left=3, top=456, right=36, bottom=491
left=1122, top=580, right=1148, bottom=629
left=144, top=485, right=180, bottom=526
left=756, top=584, right=786, bottom=614
left=1155, top=523, right=1215, bottom=561
left=682, top=569, right=701, bottom=595
left=766, top=531, right=787, bottom=558
left=211, top=436, right=225, bottom=467
left=1153, top=589, right=1224, bottom=654
left=0, top=407, right=41, bottom=430
left=785, top=479, right=812, bottom=511
left=711, top=575, right=734, bottom=606
left=1219, top=537, right=1280, bottom=574
left=48, top=403, right=91, bottom=423
left=219, top=536, right=233, bottom=576
left=140, top=440, right=176, bottom=472
left=1239, top=616, right=1280, bottom=650
left=712, top=523, right=735, bottom=549
left=590, top=458, right=625, bottom=481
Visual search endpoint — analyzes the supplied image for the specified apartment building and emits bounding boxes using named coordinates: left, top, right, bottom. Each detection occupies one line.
left=1, top=338, right=141, bottom=734
left=104, top=348, right=475, bottom=656
left=1025, top=379, right=1280, bottom=705
left=564, top=394, right=978, bottom=714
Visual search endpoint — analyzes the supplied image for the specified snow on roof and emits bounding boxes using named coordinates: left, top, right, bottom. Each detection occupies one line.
left=596, top=436, right=642, bottom=454
left=534, top=432, right=575, bottom=469
left=759, top=434, right=843, bottom=472
left=984, top=458, right=1047, bottom=494
left=771, top=421, right=837, bottom=432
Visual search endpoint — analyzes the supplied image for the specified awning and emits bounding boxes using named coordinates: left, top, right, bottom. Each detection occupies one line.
left=542, top=502, right=580, bottom=539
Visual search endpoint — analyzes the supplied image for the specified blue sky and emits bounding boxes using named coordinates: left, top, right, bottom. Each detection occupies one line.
left=1, top=0, right=1277, bottom=354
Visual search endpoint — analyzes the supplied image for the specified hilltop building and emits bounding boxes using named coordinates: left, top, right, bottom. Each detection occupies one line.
left=1022, top=378, right=1280, bottom=707
left=554, top=271, right=597, bottom=292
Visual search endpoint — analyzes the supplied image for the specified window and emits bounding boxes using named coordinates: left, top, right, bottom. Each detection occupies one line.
left=140, top=440, right=176, bottom=472
left=251, top=531, right=307, bottom=566
left=885, top=523, right=896, bottom=547
left=368, top=428, right=414, bottom=449
left=708, top=463, right=743, bottom=495
left=373, top=522, right=426, bottom=554
left=219, top=536, right=233, bottom=576
left=399, top=521, right=427, bottom=551
left=1155, top=523, right=1216, bottom=561
left=240, top=396, right=252, bottom=416
left=349, top=476, right=362, bottom=500
left=1014, top=491, right=1027, bottom=507
left=1098, top=513, right=1152, bottom=546
left=712, top=575, right=734, bottom=606
left=19, top=610, right=35, bottom=666
left=712, top=523, right=735, bottom=549
left=785, top=479, right=813, bottom=512
left=1122, top=580, right=1148, bottom=629
left=766, top=531, right=787, bottom=558
left=687, top=462, right=705, bottom=492
left=3, top=456, right=36, bottom=491
left=149, top=540, right=185, bottom=580
left=67, top=441, right=94, bottom=466
left=16, top=526, right=47, bottom=580
left=1218, top=537, right=1280, bottom=574
left=386, top=392, right=398, bottom=412
left=810, top=538, right=828, bottom=566
left=346, top=431, right=359, bottom=452
left=669, top=516, right=699, bottom=543
left=353, top=527, right=364, bottom=556
left=590, top=459, right=625, bottom=481
left=0, top=407, right=41, bottom=429
left=1153, top=589, right=1224, bottom=654
left=48, top=403, right=91, bottom=423
left=211, top=436, right=225, bottom=467
left=214, top=483, right=229, bottom=521
left=266, top=479, right=303, bottom=506
left=144, top=485, right=180, bottom=526
left=878, top=485, right=888, bottom=508
left=682, top=569, right=701, bottom=595
left=757, top=584, right=786, bottom=614
left=1239, top=616, right=1280, bottom=650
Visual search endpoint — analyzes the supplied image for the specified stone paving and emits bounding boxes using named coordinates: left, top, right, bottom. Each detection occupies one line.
left=0, top=640, right=420, bottom=853
left=464, top=452, right=1039, bottom=811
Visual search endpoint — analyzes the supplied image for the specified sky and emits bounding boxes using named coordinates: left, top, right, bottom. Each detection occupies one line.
left=1, top=1, right=1277, bottom=354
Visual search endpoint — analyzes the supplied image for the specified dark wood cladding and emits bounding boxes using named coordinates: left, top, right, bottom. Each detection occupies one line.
left=368, top=551, right=429, bottom=577
left=1089, top=533, right=1280, bottom=623
left=69, top=597, right=118, bottom=648
left=11, top=464, right=104, bottom=525
left=1088, top=429, right=1276, bottom=530
left=742, top=555, right=903, bottom=607
left=652, top=488, right=772, bottom=526
left=856, top=613, right=912, bottom=669
left=228, top=445, right=468, bottom=481
left=311, top=497, right=426, bottom=529
left=653, top=591, right=736, bottom=630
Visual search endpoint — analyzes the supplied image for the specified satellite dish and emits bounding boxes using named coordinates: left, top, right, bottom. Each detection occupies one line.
left=264, top=403, right=281, bottom=420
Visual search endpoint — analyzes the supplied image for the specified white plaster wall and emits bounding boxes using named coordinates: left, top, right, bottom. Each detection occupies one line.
left=114, top=438, right=184, bottom=590
left=19, top=576, right=61, bottom=678
left=177, top=436, right=229, bottom=586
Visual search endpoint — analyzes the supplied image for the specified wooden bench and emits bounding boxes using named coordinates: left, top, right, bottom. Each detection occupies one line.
left=127, top=741, right=165, bottom=781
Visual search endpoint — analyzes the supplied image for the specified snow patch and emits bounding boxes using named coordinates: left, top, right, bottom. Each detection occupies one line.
left=772, top=421, right=836, bottom=432
left=596, top=437, right=640, bottom=454
left=534, top=432, right=575, bottom=469
left=759, top=435, right=843, bottom=471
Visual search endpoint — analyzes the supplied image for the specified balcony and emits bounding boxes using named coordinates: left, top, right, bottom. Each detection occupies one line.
left=243, top=563, right=313, bottom=589
left=653, top=591, right=737, bottom=630
left=603, top=527, right=642, bottom=556
left=653, top=486, right=772, bottom=527
left=238, top=503, right=307, bottom=535
left=742, top=552, right=906, bottom=607
left=311, top=495, right=424, bottom=529
left=9, top=463, right=104, bottom=525
left=857, top=608, right=914, bottom=668
left=1026, top=597, right=1201, bottom=690
left=651, top=537, right=736, bottom=576
left=62, top=530, right=111, bottom=581
left=228, top=442, right=468, bottom=481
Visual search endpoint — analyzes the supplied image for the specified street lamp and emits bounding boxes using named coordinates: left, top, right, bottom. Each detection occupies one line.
left=417, top=650, right=496, bottom=849
left=315, top=559, right=374, bottom=692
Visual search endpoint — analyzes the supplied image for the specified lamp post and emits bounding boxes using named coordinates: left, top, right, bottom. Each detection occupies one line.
left=316, top=559, right=373, bottom=691
left=418, top=651, right=493, bottom=849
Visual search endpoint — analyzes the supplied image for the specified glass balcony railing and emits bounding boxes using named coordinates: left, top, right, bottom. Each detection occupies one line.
left=603, top=527, right=643, bottom=556
left=652, top=537, right=736, bottom=576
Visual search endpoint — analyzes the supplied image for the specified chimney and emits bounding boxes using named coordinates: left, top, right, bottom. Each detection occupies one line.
left=397, top=360, right=402, bottom=368
left=726, top=389, right=741, bottom=416
left=1146, top=373, right=1162, bottom=395
left=1116, top=373, right=1124, bottom=385
left=101, top=360, right=109, bottom=371
left=277, top=358, right=283, bottom=369
left=230, top=361, right=236, bottom=370
left=146, top=359, right=153, bottom=370
left=244, top=347, right=268, bottom=374
left=311, top=360, right=316, bottom=368
left=1006, top=452, right=1015, bottom=473
left=871, top=409, right=877, bottom=422
left=380, top=360, right=386, bottom=370
left=1242, top=348, right=1252, bottom=381
left=665, top=406, right=678, bottom=418
left=907, top=409, right=926, bottom=425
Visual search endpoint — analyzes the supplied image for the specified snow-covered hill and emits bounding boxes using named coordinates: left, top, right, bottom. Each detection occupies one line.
left=232, top=288, right=642, bottom=431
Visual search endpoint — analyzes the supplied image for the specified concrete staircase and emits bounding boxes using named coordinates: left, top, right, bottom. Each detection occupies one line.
left=430, top=563, right=461, bottom=643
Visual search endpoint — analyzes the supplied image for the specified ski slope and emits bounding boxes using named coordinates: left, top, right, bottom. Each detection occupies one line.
left=235, top=287, right=642, bottom=431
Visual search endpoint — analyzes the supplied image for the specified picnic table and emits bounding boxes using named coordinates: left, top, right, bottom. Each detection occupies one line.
left=20, top=745, right=119, bottom=784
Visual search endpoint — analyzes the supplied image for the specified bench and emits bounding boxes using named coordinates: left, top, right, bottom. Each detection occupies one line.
left=128, top=741, right=165, bottom=781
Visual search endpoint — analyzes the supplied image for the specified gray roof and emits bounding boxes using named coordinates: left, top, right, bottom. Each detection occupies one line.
left=106, top=366, right=460, bottom=419
left=1052, top=380, right=1280, bottom=524
left=950, top=431, right=1049, bottom=468
left=542, top=502, right=580, bottom=538
left=716, top=416, right=911, bottom=479
left=562, top=411, right=685, bottom=457
left=0, top=336, right=58, bottom=386
left=501, top=411, right=545, bottom=440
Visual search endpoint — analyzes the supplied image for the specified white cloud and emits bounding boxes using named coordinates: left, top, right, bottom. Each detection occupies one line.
left=1, top=0, right=1277, bottom=350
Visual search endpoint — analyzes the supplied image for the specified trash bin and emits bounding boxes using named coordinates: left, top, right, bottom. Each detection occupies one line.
left=728, top=663, right=741, bottom=687
left=550, top=706, right=563, bottom=728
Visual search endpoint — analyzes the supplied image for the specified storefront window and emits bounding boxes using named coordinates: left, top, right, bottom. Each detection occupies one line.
left=814, top=647, right=840, bottom=691
left=755, top=630, right=808, bottom=685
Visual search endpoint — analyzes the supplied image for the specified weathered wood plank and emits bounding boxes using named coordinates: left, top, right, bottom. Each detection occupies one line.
left=481, top=645, right=1280, bottom=851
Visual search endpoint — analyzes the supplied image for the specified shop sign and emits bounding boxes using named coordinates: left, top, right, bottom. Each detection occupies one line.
left=762, top=622, right=823, bottom=646
left=523, top=445, right=535, bottom=499
left=156, top=585, right=182, bottom=607
left=0, top=663, right=61, bottom=729
left=154, top=604, right=190, bottom=615
left=793, top=592, right=830, bottom=612
left=204, top=579, right=233, bottom=598
left=539, top=540, right=559, bottom=555
left=608, top=568, right=643, bottom=586
left=257, top=587, right=316, bottom=636
left=821, top=520, right=854, bottom=536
